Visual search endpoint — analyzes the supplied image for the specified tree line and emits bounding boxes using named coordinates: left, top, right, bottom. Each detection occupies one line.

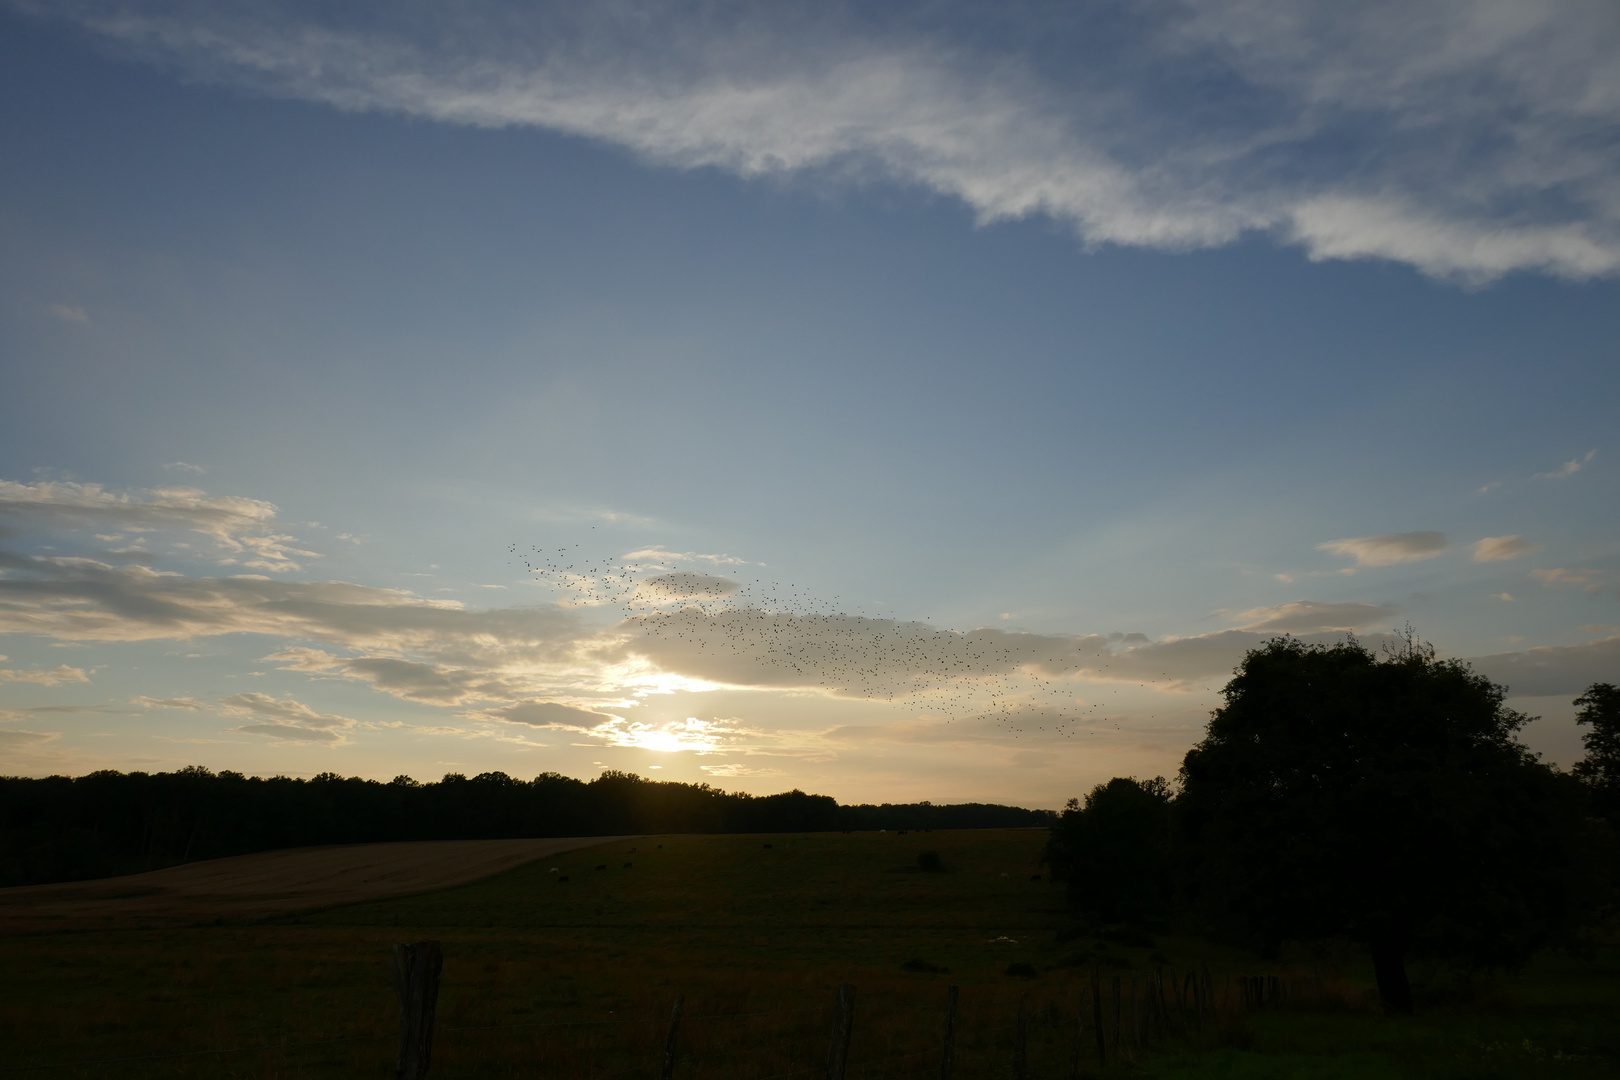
left=1044, top=634, right=1619, bottom=1016
left=0, top=767, right=1051, bottom=887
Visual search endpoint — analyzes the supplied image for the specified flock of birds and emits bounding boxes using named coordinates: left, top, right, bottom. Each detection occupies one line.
left=511, top=542, right=1174, bottom=735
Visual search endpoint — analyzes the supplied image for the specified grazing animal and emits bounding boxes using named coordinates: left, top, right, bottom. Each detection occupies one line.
left=595, top=864, right=607, bottom=871
left=548, top=867, right=560, bottom=874
left=1030, top=874, right=1042, bottom=881
left=762, top=843, right=772, bottom=849
left=622, top=862, right=632, bottom=869
left=558, top=876, right=570, bottom=883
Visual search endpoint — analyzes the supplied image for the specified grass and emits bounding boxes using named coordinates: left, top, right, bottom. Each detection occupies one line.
left=0, top=829, right=1614, bottom=1078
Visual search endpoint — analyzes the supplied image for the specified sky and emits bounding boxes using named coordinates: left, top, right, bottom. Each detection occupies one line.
left=1, top=0, right=1617, bottom=806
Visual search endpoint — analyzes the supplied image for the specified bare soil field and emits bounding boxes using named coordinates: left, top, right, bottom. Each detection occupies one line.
left=0, top=836, right=625, bottom=932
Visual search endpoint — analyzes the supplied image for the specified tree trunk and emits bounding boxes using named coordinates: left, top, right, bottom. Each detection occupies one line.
left=1368, top=937, right=1412, bottom=1015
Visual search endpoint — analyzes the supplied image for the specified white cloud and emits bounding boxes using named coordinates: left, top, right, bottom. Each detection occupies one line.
left=1473, top=535, right=1542, bottom=562
left=1318, top=531, right=1448, bottom=567
left=37, top=0, right=1620, bottom=282
left=1534, top=449, right=1597, bottom=479
left=48, top=303, right=88, bottom=323
left=0, top=664, right=90, bottom=685
left=161, top=462, right=205, bottom=474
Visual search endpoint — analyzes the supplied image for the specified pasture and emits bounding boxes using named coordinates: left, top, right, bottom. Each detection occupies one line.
left=1, top=829, right=1614, bottom=1078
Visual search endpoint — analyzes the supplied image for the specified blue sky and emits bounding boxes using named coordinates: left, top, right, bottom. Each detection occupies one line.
left=2, top=0, right=1617, bottom=804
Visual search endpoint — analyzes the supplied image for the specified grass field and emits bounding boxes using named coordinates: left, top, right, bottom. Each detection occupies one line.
left=1, top=829, right=1615, bottom=1078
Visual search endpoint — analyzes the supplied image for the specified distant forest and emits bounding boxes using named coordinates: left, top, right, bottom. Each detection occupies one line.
left=0, top=767, right=1054, bottom=887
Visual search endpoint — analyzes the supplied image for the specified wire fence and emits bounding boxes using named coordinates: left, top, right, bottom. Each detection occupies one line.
left=2, top=942, right=1314, bottom=1079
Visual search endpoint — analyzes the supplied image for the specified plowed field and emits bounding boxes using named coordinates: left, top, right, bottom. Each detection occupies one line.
left=0, top=836, right=624, bottom=932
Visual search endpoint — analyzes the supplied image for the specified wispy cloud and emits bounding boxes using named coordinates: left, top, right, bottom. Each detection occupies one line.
left=161, top=461, right=205, bottom=475
left=0, top=664, right=90, bottom=685
left=1318, top=531, right=1448, bottom=568
left=0, top=479, right=317, bottom=571
left=1534, top=449, right=1597, bottom=479
left=48, top=303, right=88, bottom=323
left=1230, top=600, right=1399, bottom=633
left=1472, top=536, right=1542, bottom=562
left=32, top=0, right=1620, bottom=282
left=220, top=692, right=355, bottom=743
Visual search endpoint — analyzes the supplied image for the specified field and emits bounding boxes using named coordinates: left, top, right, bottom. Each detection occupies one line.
left=0, top=837, right=625, bottom=932
left=1, top=829, right=1615, bottom=1078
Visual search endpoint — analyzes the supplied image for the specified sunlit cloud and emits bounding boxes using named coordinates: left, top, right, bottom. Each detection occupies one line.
left=0, top=663, right=90, bottom=685
left=0, top=479, right=316, bottom=571
left=1317, top=531, right=1447, bottom=568
left=219, top=691, right=356, bottom=743
left=1473, top=536, right=1542, bottom=562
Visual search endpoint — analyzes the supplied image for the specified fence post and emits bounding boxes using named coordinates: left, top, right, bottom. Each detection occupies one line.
left=826, top=983, right=857, bottom=1080
left=1110, top=976, right=1121, bottom=1059
left=1013, top=994, right=1028, bottom=1080
left=392, top=941, right=443, bottom=1080
left=940, top=985, right=959, bottom=1080
left=1090, top=968, right=1106, bottom=1068
left=661, top=995, right=685, bottom=1080
left=1067, top=987, right=1088, bottom=1080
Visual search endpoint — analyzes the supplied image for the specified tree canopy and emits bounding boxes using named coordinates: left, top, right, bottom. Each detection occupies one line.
left=1175, top=635, right=1588, bottom=1014
left=1573, top=681, right=1620, bottom=817
left=1042, top=776, right=1173, bottom=927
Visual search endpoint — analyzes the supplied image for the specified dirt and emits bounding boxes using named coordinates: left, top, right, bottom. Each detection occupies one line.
left=0, top=836, right=626, bottom=933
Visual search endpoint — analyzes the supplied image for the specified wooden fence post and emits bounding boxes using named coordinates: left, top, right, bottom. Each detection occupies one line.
left=826, top=983, right=857, bottom=1080
left=940, top=985, right=959, bottom=1080
left=1110, top=976, right=1122, bottom=1059
left=1013, top=995, right=1028, bottom=1080
left=1067, top=987, right=1088, bottom=1080
left=392, top=940, right=443, bottom=1080
left=661, top=995, right=685, bottom=1080
left=1090, top=968, right=1106, bottom=1068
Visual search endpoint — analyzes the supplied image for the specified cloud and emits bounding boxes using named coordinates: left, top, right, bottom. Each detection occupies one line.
left=0, top=664, right=90, bottom=685
left=1318, top=531, right=1448, bottom=567
left=219, top=692, right=355, bottom=743
left=36, top=0, right=1620, bottom=282
left=1534, top=449, right=1597, bottom=479
left=636, top=572, right=743, bottom=602
left=1473, top=535, right=1543, bottom=562
left=700, top=763, right=786, bottom=778
left=1231, top=600, right=1399, bottom=633
left=132, top=695, right=209, bottom=709
left=475, top=700, right=618, bottom=730
left=1530, top=567, right=1616, bottom=594
left=162, top=462, right=205, bottom=474
left=622, top=546, right=752, bottom=567
left=0, top=480, right=316, bottom=571
left=48, top=303, right=88, bottom=323
left=0, top=728, right=60, bottom=748
left=1472, top=635, right=1620, bottom=697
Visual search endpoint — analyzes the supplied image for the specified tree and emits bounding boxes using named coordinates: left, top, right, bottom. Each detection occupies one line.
left=1572, top=682, right=1620, bottom=818
left=1043, top=776, right=1173, bottom=927
left=1177, top=635, right=1587, bottom=1014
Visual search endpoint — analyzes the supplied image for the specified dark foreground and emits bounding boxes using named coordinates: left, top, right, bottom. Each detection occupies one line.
left=1, top=830, right=1615, bottom=1078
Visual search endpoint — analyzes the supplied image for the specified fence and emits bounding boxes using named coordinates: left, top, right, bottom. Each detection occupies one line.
left=4, top=942, right=1305, bottom=1078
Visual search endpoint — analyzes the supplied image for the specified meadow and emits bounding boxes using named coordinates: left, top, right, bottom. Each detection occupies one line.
left=1, top=829, right=1615, bottom=1078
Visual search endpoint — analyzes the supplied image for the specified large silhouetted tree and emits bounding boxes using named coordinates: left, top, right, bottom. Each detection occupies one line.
left=1177, top=634, right=1587, bottom=1014
left=1043, top=776, right=1173, bottom=926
